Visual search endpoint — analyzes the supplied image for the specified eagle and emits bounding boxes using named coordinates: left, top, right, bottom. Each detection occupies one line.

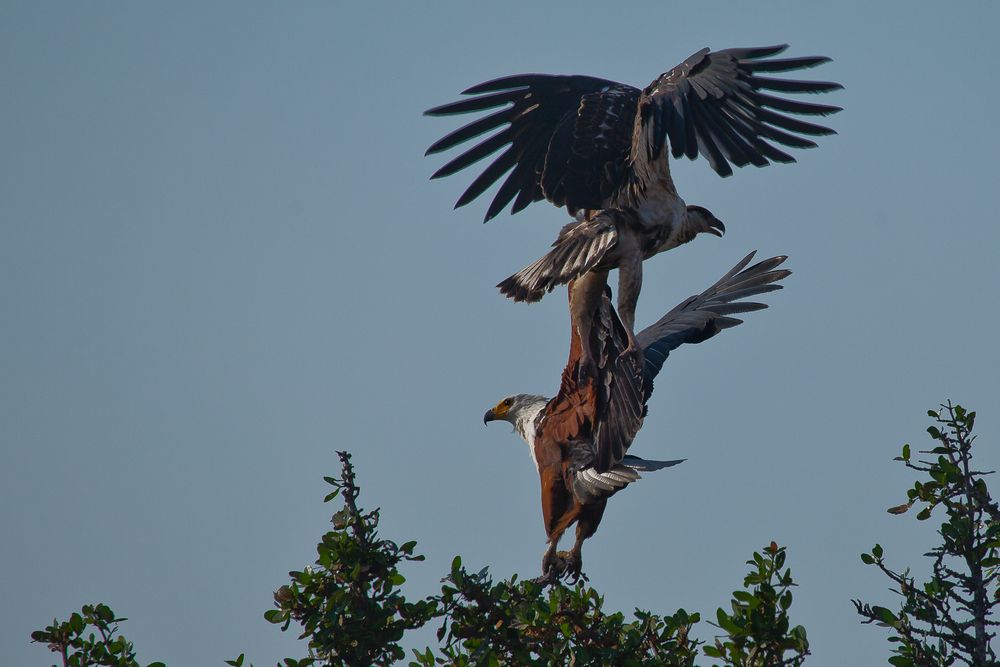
left=483, top=251, right=790, bottom=582
left=426, top=45, right=838, bottom=355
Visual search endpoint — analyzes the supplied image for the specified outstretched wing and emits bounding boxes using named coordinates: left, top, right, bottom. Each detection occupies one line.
left=425, top=75, right=638, bottom=221
left=636, top=252, right=790, bottom=400
left=633, top=45, right=841, bottom=177
left=542, top=287, right=646, bottom=486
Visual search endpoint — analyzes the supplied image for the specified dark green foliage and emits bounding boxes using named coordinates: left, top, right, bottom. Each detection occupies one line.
left=414, top=556, right=701, bottom=666
left=30, top=603, right=163, bottom=667
left=704, top=542, right=808, bottom=666
left=854, top=402, right=999, bottom=667
left=30, top=454, right=809, bottom=667
left=259, top=450, right=439, bottom=667
left=37, top=403, right=1000, bottom=666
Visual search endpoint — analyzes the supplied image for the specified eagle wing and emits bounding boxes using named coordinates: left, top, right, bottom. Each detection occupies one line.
left=496, top=210, right=624, bottom=303
left=632, top=44, right=842, bottom=177
left=425, top=75, right=639, bottom=221
left=425, top=45, right=840, bottom=220
left=636, top=251, right=791, bottom=402
left=540, top=287, right=646, bottom=486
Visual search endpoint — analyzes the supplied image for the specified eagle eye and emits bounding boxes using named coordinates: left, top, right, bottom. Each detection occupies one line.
left=503, top=398, right=513, bottom=407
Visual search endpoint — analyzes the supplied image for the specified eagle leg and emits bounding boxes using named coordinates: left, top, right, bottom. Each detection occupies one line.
left=560, top=499, right=605, bottom=583
left=616, top=241, right=642, bottom=356
left=569, top=271, right=609, bottom=383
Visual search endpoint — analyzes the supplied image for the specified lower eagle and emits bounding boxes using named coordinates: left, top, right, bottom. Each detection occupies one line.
left=484, top=251, right=790, bottom=582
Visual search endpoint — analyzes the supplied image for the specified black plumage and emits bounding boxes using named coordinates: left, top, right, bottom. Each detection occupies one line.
left=425, top=44, right=841, bottom=222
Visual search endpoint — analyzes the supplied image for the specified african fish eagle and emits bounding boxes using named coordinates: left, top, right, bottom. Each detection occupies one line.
left=427, top=45, right=838, bottom=349
left=483, top=251, right=790, bottom=582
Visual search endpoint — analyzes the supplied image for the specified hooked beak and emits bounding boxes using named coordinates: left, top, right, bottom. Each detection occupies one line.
left=483, top=408, right=495, bottom=425
left=707, top=217, right=726, bottom=237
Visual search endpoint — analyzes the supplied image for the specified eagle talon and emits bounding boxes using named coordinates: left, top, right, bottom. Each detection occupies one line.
left=532, top=571, right=558, bottom=587
left=534, top=557, right=563, bottom=587
left=556, top=549, right=585, bottom=584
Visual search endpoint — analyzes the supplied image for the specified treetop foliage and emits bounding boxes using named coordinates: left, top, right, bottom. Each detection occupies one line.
left=33, top=404, right=998, bottom=666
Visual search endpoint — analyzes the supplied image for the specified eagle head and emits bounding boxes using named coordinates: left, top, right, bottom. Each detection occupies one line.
left=686, top=205, right=725, bottom=237
left=483, top=394, right=547, bottom=426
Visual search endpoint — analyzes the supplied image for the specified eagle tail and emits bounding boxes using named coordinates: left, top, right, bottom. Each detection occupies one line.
left=572, top=456, right=684, bottom=503
left=497, top=216, right=618, bottom=303
left=620, top=454, right=686, bottom=471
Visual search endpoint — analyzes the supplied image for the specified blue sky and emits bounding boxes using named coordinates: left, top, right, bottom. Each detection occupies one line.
left=2, top=2, right=999, bottom=665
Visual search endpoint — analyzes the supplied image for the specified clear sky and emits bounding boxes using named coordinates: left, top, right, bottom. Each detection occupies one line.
left=2, top=2, right=998, bottom=665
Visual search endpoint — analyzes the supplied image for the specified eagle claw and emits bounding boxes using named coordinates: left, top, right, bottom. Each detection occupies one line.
left=555, top=550, right=587, bottom=584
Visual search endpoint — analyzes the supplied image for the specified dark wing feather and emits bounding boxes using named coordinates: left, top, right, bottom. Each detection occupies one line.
left=636, top=44, right=841, bottom=177
left=426, top=75, right=638, bottom=221
left=558, top=88, right=638, bottom=213
left=590, top=293, right=645, bottom=472
left=636, top=252, right=791, bottom=400
left=541, top=285, right=645, bottom=483
left=497, top=210, right=621, bottom=303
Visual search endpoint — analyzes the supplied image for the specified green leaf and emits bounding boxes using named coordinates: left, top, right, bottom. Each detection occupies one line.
left=703, top=645, right=723, bottom=658
left=902, top=444, right=910, bottom=461
left=225, top=655, right=245, bottom=667
left=916, top=507, right=932, bottom=521
left=264, top=609, right=286, bottom=624
left=876, top=606, right=898, bottom=625
left=95, top=604, right=115, bottom=622
left=872, top=543, right=883, bottom=559
left=716, top=608, right=741, bottom=634
left=861, top=553, right=875, bottom=565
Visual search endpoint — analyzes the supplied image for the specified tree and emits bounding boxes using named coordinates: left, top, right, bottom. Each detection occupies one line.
left=855, top=402, right=999, bottom=666
left=33, top=404, right=996, bottom=666
left=30, top=603, right=164, bottom=667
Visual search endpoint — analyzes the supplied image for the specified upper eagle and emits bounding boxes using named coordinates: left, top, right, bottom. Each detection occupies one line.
left=425, top=44, right=841, bottom=222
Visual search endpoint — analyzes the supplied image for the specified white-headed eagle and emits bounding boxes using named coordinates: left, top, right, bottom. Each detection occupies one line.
left=483, top=252, right=790, bottom=582
left=427, top=45, right=838, bottom=356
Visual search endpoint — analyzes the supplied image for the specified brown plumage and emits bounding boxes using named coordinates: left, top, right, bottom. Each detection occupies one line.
left=484, top=252, right=792, bottom=581
left=533, top=283, right=645, bottom=580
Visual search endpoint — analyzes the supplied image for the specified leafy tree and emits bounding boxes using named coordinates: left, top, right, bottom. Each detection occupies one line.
left=34, top=403, right=997, bottom=666
left=259, top=450, right=438, bottom=667
left=705, top=542, right=808, bottom=666
left=30, top=602, right=163, bottom=667
left=855, top=402, right=999, bottom=666
left=418, top=558, right=701, bottom=666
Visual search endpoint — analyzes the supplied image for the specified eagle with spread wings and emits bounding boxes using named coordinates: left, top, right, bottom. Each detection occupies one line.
left=427, top=45, right=837, bottom=361
left=484, top=251, right=790, bottom=581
